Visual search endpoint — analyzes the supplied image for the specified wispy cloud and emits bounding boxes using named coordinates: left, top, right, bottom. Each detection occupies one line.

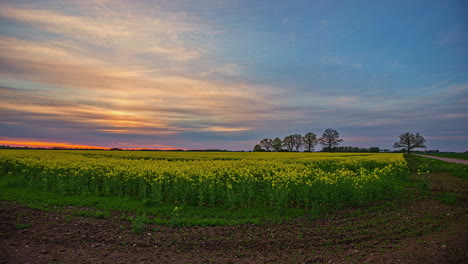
left=0, top=26, right=287, bottom=139
left=0, top=1, right=287, bottom=138
left=436, top=31, right=468, bottom=45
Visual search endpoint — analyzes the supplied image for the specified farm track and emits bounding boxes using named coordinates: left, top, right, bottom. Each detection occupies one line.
left=1, top=173, right=467, bottom=263
left=414, top=154, right=468, bottom=165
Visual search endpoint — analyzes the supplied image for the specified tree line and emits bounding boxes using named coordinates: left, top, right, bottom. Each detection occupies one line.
left=254, top=128, right=346, bottom=152
left=254, top=130, right=431, bottom=154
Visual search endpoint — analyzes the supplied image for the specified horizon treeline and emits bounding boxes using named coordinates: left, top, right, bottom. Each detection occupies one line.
left=254, top=128, right=383, bottom=153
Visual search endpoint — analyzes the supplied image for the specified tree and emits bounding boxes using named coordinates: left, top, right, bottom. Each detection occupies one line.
left=369, top=147, right=380, bottom=153
left=302, top=132, right=317, bottom=152
left=292, top=134, right=303, bottom=152
left=260, top=138, right=273, bottom=151
left=253, top=144, right=263, bottom=152
left=271, top=138, right=283, bottom=152
left=283, top=135, right=294, bottom=152
left=393, top=132, right=426, bottom=154
left=319, top=128, right=343, bottom=152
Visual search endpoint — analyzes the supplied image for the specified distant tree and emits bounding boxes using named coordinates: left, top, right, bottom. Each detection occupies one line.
left=393, top=132, right=426, bottom=154
left=283, top=135, right=295, bottom=152
left=319, top=128, right=343, bottom=152
left=303, top=132, right=317, bottom=152
left=271, top=138, right=283, bottom=152
left=369, top=147, right=380, bottom=153
left=253, top=144, right=263, bottom=152
left=292, top=134, right=303, bottom=152
left=260, top=138, right=273, bottom=151
left=332, top=146, right=380, bottom=153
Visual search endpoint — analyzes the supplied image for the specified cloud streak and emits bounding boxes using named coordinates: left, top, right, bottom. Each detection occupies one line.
left=0, top=9, right=290, bottom=141
left=0, top=137, right=110, bottom=149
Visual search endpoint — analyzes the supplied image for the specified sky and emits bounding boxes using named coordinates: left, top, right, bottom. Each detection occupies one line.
left=0, top=0, right=467, bottom=151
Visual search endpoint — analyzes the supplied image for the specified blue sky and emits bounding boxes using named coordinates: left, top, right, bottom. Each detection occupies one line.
left=0, top=0, right=467, bottom=151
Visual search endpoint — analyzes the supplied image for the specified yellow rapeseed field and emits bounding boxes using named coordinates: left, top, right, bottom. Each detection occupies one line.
left=0, top=150, right=409, bottom=208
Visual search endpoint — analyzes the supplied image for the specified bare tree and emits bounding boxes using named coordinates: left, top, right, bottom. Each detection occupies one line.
left=319, top=128, right=343, bottom=152
left=260, top=138, right=273, bottom=151
left=393, top=132, right=426, bottom=154
left=283, top=135, right=294, bottom=152
left=303, top=132, right=317, bottom=152
left=271, top=138, right=283, bottom=152
left=292, top=134, right=303, bottom=152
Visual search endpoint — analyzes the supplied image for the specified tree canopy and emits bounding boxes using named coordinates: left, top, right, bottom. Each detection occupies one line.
left=260, top=138, right=273, bottom=151
left=393, top=132, right=426, bottom=154
left=302, top=132, right=317, bottom=152
left=318, top=128, right=343, bottom=152
left=283, top=135, right=295, bottom=152
left=271, top=138, right=283, bottom=152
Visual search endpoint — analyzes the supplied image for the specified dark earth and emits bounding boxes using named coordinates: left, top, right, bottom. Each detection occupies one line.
left=1, top=172, right=467, bottom=263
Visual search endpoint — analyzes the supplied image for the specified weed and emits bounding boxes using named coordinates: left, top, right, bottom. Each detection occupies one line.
left=16, top=223, right=31, bottom=229
left=170, top=206, right=184, bottom=228
left=434, top=192, right=458, bottom=205
left=131, top=216, right=147, bottom=234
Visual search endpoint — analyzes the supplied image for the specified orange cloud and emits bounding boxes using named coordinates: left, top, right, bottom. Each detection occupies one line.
left=0, top=2, right=300, bottom=141
left=0, top=37, right=281, bottom=135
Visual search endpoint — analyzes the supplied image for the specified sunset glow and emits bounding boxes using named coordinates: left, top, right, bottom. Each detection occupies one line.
left=0, top=0, right=467, bottom=151
left=0, top=139, right=110, bottom=150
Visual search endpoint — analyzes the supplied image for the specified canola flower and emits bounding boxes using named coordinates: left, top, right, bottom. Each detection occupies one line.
left=0, top=150, right=409, bottom=208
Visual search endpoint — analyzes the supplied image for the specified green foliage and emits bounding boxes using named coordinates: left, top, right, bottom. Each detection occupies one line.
left=433, top=192, right=458, bottom=205
left=131, top=216, right=147, bottom=234
left=331, top=146, right=380, bottom=153
left=253, top=144, right=263, bottom=152
left=423, top=153, right=468, bottom=161
left=271, top=138, right=283, bottom=152
left=408, top=155, right=468, bottom=180
left=170, top=206, right=184, bottom=228
left=0, top=150, right=410, bottom=209
left=16, top=223, right=31, bottom=229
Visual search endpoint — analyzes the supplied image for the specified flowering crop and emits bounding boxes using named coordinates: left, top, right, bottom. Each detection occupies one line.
left=0, top=150, right=409, bottom=208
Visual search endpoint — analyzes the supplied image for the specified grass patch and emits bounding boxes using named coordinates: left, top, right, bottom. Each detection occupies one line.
left=15, top=223, right=31, bottom=229
left=0, top=178, right=320, bottom=226
left=433, top=192, right=459, bottom=205
left=406, top=154, right=468, bottom=181
left=421, top=153, right=468, bottom=161
left=131, top=216, right=148, bottom=234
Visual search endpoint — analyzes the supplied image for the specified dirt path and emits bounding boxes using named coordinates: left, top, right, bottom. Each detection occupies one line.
left=414, top=154, right=468, bottom=165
